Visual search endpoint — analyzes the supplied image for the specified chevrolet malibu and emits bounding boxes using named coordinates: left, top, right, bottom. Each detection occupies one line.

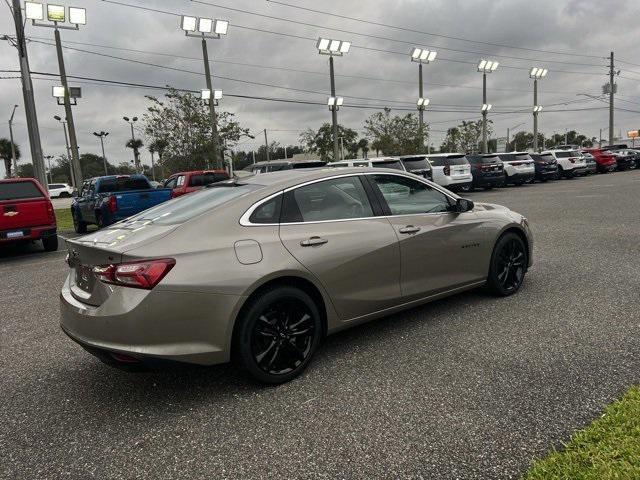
left=60, top=169, right=533, bottom=384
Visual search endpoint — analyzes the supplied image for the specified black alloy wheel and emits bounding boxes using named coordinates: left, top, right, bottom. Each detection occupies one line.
left=234, top=286, right=321, bottom=384
left=486, top=233, right=527, bottom=296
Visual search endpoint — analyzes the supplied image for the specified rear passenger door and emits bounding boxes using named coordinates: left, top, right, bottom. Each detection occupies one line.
left=367, top=174, right=486, bottom=301
left=278, top=175, right=401, bottom=321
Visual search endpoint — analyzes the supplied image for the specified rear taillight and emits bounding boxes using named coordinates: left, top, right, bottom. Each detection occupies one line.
left=46, top=201, right=55, bottom=224
left=107, top=195, right=117, bottom=213
left=443, top=165, right=450, bottom=176
left=93, top=258, right=175, bottom=290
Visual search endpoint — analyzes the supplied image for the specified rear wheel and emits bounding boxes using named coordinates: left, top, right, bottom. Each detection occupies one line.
left=42, top=235, right=58, bottom=252
left=73, top=210, right=87, bottom=234
left=486, top=233, right=528, bottom=296
left=233, top=286, right=322, bottom=384
left=96, top=212, right=107, bottom=230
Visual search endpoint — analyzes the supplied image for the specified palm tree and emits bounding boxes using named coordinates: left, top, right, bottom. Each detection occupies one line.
left=125, top=138, right=144, bottom=172
left=148, top=138, right=168, bottom=179
left=0, top=138, right=20, bottom=178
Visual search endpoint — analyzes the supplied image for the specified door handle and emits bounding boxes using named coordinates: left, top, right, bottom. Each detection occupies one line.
left=399, top=225, right=421, bottom=234
left=300, top=236, right=328, bottom=247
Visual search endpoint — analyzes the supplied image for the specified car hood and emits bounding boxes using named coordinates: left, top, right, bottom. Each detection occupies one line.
left=473, top=202, right=510, bottom=212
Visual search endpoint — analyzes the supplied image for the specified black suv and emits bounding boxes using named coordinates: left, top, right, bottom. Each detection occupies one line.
left=530, top=153, right=559, bottom=181
left=466, top=154, right=505, bottom=190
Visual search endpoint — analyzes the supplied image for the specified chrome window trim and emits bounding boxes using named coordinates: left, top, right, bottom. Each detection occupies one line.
left=239, top=171, right=461, bottom=227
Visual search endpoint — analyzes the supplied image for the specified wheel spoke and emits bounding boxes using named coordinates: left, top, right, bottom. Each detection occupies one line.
left=289, top=327, right=312, bottom=337
left=284, top=339, right=306, bottom=362
left=288, top=313, right=311, bottom=331
left=255, top=340, right=277, bottom=364
left=266, top=344, right=281, bottom=368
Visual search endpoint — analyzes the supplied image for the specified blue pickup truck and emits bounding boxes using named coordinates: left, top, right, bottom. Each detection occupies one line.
left=71, top=175, right=172, bottom=233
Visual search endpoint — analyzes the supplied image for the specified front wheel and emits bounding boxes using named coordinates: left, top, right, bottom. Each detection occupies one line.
left=233, top=286, right=322, bottom=384
left=73, top=210, right=87, bottom=234
left=486, top=232, right=528, bottom=296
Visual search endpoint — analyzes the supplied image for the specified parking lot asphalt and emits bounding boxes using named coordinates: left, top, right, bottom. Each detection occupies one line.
left=1, top=170, right=640, bottom=480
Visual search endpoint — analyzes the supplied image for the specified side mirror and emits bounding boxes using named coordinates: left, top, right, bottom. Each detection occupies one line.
left=455, top=198, right=474, bottom=213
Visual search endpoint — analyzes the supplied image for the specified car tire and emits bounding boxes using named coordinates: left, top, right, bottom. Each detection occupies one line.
left=60, top=192, right=70, bottom=198
left=233, top=285, right=322, bottom=384
left=96, top=212, right=107, bottom=230
left=42, top=235, right=58, bottom=252
left=73, top=210, right=87, bottom=234
left=486, top=232, right=528, bottom=297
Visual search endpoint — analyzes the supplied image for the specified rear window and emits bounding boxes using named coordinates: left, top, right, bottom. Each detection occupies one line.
left=291, top=161, right=326, bottom=169
left=130, top=183, right=262, bottom=226
left=97, top=177, right=150, bottom=193
left=468, top=155, right=499, bottom=164
left=48, top=184, right=64, bottom=189
left=0, top=181, right=44, bottom=201
left=428, top=155, right=468, bottom=166
left=188, top=172, right=229, bottom=187
left=555, top=151, right=579, bottom=158
left=537, top=154, right=555, bottom=161
left=372, top=160, right=404, bottom=171
left=401, top=157, right=430, bottom=170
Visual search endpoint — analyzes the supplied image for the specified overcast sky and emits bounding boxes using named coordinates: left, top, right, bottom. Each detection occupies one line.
left=2, top=0, right=640, bottom=177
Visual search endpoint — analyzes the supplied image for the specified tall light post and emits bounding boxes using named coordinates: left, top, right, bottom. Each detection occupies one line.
left=411, top=48, right=437, bottom=151
left=9, top=1, right=46, bottom=189
left=93, top=131, right=109, bottom=175
left=317, top=37, right=351, bottom=161
left=477, top=60, right=499, bottom=154
left=45, top=155, right=53, bottom=183
left=123, top=116, right=139, bottom=172
left=181, top=15, right=228, bottom=169
left=8, top=104, right=18, bottom=176
left=54, top=115, right=74, bottom=184
left=529, top=67, right=548, bottom=152
left=25, top=2, right=86, bottom=187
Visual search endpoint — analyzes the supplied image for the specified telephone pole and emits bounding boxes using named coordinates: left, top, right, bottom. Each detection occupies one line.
left=264, top=129, right=270, bottom=161
left=8, top=105, right=18, bottom=176
left=10, top=0, right=47, bottom=189
left=609, top=52, right=615, bottom=147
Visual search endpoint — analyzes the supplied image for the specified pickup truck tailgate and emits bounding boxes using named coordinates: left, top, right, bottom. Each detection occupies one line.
left=112, top=188, right=171, bottom=218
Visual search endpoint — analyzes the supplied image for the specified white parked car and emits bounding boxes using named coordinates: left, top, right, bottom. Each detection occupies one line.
left=47, top=183, right=73, bottom=198
left=425, top=153, right=472, bottom=192
left=541, top=150, right=587, bottom=178
left=329, top=157, right=406, bottom=171
left=497, top=152, right=536, bottom=185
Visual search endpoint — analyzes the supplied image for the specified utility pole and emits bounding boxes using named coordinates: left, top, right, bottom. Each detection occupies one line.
left=45, top=155, right=53, bottom=183
left=149, top=151, right=156, bottom=181
left=54, top=27, right=83, bottom=185
left=284, top=145, right=288, bottom=160
left=482, top=72, right=488, bottom=154
left=264, top=129, right=270, bottom=161
left=10, top=0, right=46, bottom=189
left=599, top=128, right=602, bottom=148
left=252, top=150, right=256, bottom=164
left=8, top=105, right=18, bottom=177
left=202, top=39, right=222, bottom=169
left=507, top=128, right=511, bottom=153
left=609, top=51, right=615, bottom=147
left=329, top=56, right=340, bottom=161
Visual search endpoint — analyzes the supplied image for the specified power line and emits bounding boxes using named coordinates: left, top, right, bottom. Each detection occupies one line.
left=264, top=0, right=605, bottom=60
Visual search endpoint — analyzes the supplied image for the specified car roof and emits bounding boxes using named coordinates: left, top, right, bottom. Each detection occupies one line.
left=0, top=177, right=39, bottom=184
left=170, top=170, right=227, bottom=176
left=426, top=153, right=467, bottom=157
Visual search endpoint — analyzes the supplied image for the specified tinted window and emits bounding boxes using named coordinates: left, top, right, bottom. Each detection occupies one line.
left=428, top=155, right=467, bottom=166
left=48, top=184, right=64, bottom=189
left=164, top=177, right=178, bottom=189
left=401, top=157, right=430, bottom=170
left=97, top=177, right=150, bottom=193
left=267, top=163, right=290, bottom=172
left=468, top=155, right=499, bottom=164
left=537, top=154, right=555, bottom=162
left=329, top=163, right=348, bottom=168
left=292, top=161, right=326, bottom=169
left=130, top=184, right=262, bottom=225
left=0, top=181, right=43, bottom=201
left=290, top=176, right=373, bottom=222
left=353, top=162, right=369, bottom=167
left=372, top=175, right=451, bottom=215
left=188, top=172, right=229, bottom=187
left=249, top=195, right=282, bottom=224
left=498, top=154, right=516, bottom=162
left=372, top=160, right=404, bottom=171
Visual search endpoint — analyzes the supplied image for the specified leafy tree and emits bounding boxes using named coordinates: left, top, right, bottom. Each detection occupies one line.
left=17, top=162, right=33, bottom=178
left=356, top=138, right=369, bottom=158
left=125, top=138, right=144, bottom=172
left=363, top=108, right=426, bottom=155
left=299, top=123, right=359, bottom=161
left=0, top=138, right=20, bottom=178
left=143, top=88, right=251, bottom=174
left=440, top=127, right=461, bottom=153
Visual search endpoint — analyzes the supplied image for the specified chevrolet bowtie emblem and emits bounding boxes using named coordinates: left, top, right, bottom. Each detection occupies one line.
left=3, top=211, right=18, bottom=217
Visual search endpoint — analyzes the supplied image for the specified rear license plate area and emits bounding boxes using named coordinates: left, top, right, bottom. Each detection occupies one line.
left=75, top=265, right=95, bottom=292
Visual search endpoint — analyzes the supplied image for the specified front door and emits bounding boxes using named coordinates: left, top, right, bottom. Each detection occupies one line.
left=278, top=175, right=401, bottom=321
left=367, top=174, right=486, bottom=302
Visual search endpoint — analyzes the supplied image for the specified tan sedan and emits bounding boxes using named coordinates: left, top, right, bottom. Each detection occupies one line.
left=60, top=168, right=533, bottom=383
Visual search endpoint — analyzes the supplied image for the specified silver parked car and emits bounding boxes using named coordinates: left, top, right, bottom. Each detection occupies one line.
left=60, top=168, right=533, bottom=383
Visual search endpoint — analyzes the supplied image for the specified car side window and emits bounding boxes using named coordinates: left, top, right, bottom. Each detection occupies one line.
left=176, top=175, right=185, bottom=187
left=371, top=175, right=451, bottom=215
left=249, top=195, right=282, bottom=224
left=283, top=176, right=374, bottom=223
left=164, top=177, right=178, bottom=189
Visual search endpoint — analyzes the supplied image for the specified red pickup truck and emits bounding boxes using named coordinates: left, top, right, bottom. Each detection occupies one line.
left=163, top=170, right=230, bottom=198
left=0, top=178, right=58, bottom=251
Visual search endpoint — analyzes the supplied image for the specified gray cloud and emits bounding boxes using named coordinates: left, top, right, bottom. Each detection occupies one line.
left=2, top=0, right=640, bottom=178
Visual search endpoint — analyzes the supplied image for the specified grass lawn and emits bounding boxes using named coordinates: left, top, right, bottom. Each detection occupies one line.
left=524, top=386, right=640, bottom=479
left=55, top=209, right=74, bottom=232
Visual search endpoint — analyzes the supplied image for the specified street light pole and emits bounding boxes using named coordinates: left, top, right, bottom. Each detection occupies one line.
left=329, top=56, right=340, bottom=161
left=609, top=51, right=615, bottom=147
left=93, top=131, right=109, bottom=175
left=123, top=117, right=140, bottom=172
left=482, top=72, right=487, bottom=154
left=201, top=38, right=222, bottom=169
left=45, top=155, right=53, bottom=183
left=10, top=0, right=46, bottom=189
left=533, top=79, right=538, bottom=151
left=8, top=105, right=18, bottom=177
left=418, top=63, right=424, bottom=149
left=411, top=48, right=437, bottom=151
left=54, top=115, right=73, bottom=184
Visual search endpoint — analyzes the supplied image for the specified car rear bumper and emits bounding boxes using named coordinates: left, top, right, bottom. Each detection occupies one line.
left=535, top=168, right=558, bottom=179
left=472, top=174, right=504, bottom=187
left=506, top=172, right=535, bottom=183
left=59, top=274, right=243, bottom=366
left=0, top=226, right=56, bottom=244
